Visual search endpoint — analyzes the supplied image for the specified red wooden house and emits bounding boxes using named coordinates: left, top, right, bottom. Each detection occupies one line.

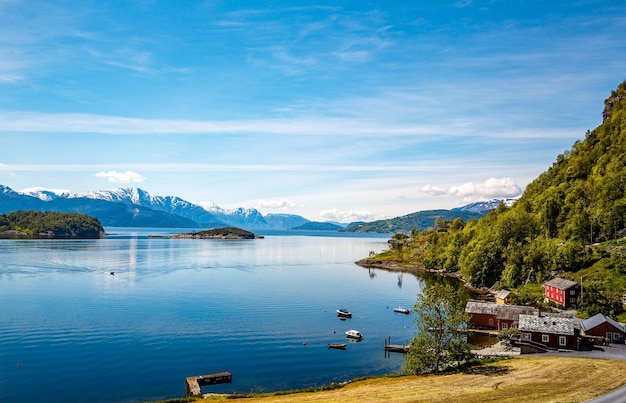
left=581, top=313, right=626, bottom=343
left=465, top=300, right=539, bottom=331
left=518, top=314, right=579, bottom=350
left=543, top=278, right=580, bottom=308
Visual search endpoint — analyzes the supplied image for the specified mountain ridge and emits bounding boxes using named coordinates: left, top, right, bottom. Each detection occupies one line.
left=2, top=184, right=515, bottom=232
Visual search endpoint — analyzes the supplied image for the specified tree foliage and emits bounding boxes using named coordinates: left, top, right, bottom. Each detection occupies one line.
left=402, top=284, right=473, bottom=374
left=0, top=210, right=104, bottom=238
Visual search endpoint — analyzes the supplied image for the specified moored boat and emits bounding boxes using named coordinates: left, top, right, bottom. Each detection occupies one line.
left=345, top=329, right=362, bottom=339
left=393, top=307, right=410, bottom=314
left=327, top=343, right=347, bottom=350
left=337, top=309, right=352, bottom=318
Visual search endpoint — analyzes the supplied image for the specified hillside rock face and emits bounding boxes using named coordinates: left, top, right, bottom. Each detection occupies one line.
left=602, top=81, right=626, bottom=122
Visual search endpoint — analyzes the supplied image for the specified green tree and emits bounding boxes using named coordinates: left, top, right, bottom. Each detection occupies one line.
left=402, top=284, right=473, bottom=374
left=579, top=282, right=624, bottom=318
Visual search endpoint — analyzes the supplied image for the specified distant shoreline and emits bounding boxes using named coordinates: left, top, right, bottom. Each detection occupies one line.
left=0, top=229, right=104, bottom=239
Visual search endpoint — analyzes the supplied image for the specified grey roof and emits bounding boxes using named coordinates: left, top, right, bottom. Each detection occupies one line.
left=581, top=313, right=626, bottom=333
left=543, top=278, right=578, bottom=290
left=496, top=290, right=511, bottom=299
left=465, top=300, right=539, bottom=321
left=518, top=314, right=575, bottom=335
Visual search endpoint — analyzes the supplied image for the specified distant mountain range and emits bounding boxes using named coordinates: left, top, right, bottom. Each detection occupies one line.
left=341, top=198, right=518, bottom=233
left=0, top=184, right=516, bottom=232
left=0, top=185, right=309, bottom=230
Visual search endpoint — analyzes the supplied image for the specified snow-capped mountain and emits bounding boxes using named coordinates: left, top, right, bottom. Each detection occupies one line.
left=452, top=197, right=519, bottom=214
left=0, top=184, right=17, bottom=195
left=9, top=185, right=307, bottom=230
left=18, top=187, right=73, bottom=201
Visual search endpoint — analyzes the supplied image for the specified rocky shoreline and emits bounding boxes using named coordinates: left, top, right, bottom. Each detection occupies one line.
left=355, top=258, right=493, bottom=297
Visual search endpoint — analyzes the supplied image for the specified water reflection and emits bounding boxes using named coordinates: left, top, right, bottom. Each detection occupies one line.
left=368, top=267, right=377, bottom=279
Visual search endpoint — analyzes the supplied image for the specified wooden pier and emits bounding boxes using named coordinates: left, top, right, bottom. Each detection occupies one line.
left=384, top=337, right=409, bottom=354
left=185, top=372, right=232, bottom=396
left=385, top=344, right=409, bottom=353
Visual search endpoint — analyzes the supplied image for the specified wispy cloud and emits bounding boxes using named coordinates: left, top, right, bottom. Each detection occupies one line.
left=257, top=199, right=296, bottom=210
left=1, top=161, right=469, bottom=173
left=0, top=111, right=583, bottom=139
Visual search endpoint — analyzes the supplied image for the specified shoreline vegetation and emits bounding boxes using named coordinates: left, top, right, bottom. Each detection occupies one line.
left=0, top=210, right=105, bottom=239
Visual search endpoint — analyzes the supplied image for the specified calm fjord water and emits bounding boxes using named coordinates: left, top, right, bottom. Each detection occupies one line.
left=0, top=229, right=423, bottom=403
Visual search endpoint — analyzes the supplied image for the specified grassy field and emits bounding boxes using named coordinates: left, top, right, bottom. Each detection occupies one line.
left=195, top=357, right=626, bottom=403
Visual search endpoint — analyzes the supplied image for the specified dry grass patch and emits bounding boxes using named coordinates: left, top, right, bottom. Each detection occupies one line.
left=202, top=357, right=626, bottom=403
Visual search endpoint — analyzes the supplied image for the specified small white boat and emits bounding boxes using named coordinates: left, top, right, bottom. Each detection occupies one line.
left=345, top=329, right=363, bottom=339
left=337, top=309, right=352, bottom=318
left=394, top=307, right=410, bottom=314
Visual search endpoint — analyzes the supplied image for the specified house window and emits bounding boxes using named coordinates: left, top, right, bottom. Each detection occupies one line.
left=501, top=322, right=508, bottom=330
left=559, top=336, right=567, bottom=346
left=614, top=333, right=621, bottom=341
left=542, top=334, right=549, bottom=343
left=570, top=298, right=576, bottom=304
left=522, top=333, right=531, bottom=340
left=488, top=318, right=494, bottom=326
left=570, top=290, right=576, bottom=295
left=606, top=332, right=613, bottom=340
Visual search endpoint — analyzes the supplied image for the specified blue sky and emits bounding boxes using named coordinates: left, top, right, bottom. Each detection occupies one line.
left=1, top=1, right=625, bottom=222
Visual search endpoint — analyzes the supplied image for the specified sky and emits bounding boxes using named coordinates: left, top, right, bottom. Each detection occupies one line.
left=0, top=1, right=625, bottom=222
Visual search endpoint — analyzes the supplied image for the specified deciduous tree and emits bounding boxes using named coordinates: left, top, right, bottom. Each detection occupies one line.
left=402, top=284, right=472, bottom=374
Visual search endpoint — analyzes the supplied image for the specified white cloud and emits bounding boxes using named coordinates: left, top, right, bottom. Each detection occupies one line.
left=95, top=170, right=145, bottom=184
left=319, top=208, right=380, bottom=223
left=419, top=184, right=448, bottom=196
left=421, top=177, right=522, bottom=201
left=257, top=199, right=296, bottom=210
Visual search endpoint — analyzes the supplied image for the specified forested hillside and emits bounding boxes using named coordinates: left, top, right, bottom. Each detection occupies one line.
left=0, top=211, right=105, bottom=238
left=343, top=209, right=483, bottom=233
left=366, top=81, right=626, bottom=319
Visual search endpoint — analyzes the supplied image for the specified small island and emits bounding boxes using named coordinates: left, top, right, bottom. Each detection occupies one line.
left=150, top=227, right=263, bottom=239
left=0, top=210, right=105, bottom=239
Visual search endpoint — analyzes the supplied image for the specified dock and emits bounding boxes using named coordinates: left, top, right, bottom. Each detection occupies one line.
left=385, top=344, right=409, bottom=353
left=384, top=337, right=409, bottom=354
left=185, top=372, right=232, bottom=396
